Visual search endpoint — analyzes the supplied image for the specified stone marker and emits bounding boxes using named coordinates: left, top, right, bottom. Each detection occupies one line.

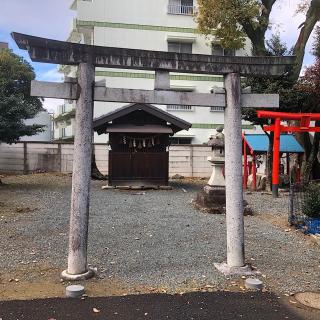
left=245, top=278, right=263, bottom=290
left=66, top=284, right=85, bottom=298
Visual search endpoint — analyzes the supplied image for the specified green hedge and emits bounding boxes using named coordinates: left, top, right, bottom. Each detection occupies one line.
left=302, top=183, right=320, bottom=218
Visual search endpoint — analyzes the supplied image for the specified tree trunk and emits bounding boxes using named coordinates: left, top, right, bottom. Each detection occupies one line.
left=91, top=146, right=107, bottom=180
left=241, top=21, right=268, bottom=56
left=295, top=132, right=311, bottom=182
left=291, top=0, right=320, bottom=81
left=300, top=120, right=320, bottom=182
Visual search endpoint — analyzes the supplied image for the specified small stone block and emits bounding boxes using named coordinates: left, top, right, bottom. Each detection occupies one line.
left=131, top=186, right=143, bottom=190
left=245, top=278, right=263, bottom=290
left=117, top=186, right=131, bottom=190
left=101, top=185, right=115, bottom=190
left=159, top=186, right=173, bottom=190
left=66, top=285, right=85, bottom=298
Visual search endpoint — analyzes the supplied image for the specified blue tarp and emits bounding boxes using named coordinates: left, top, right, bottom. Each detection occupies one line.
left=244, top=134, right=304, bottom=153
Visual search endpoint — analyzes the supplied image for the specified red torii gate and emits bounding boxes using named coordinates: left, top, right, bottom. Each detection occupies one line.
left=257, top=111, right=320, bottom=197
left=242, top=134, right=257, bottom=191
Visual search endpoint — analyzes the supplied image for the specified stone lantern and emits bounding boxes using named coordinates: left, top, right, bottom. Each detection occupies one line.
left=195, top=126, right=226, bottom=214
left=204, top=126, right=225, bottom=193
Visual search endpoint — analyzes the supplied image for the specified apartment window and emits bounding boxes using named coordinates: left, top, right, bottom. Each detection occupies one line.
left=61, top=128, right=66, bottom=138
left=167, top=105, right=194, bottom=111
left=168, top=42, right=192, bottom=54
left=210, top=106, right=224, bottom=112
left=212, top=44, right=235, bottom=56
left=168, top=0, right=194, bottom=15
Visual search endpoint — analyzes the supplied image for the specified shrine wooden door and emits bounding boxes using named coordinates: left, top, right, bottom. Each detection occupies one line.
left=109, top=151, right=169, bottom=186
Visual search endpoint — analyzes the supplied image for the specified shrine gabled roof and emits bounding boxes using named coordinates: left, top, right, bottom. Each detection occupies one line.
left=93, top=103, right=191, bottom=135
left=244, top=134, right=304, bottom=153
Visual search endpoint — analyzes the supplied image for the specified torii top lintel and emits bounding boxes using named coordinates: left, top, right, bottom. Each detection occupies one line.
left=12, top=32, right=295, bottom=77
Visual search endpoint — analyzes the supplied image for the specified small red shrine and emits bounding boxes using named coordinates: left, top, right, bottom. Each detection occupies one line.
left=257, top=111, right=320, bottom=197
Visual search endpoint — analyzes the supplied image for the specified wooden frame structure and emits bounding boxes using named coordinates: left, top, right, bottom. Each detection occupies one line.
left=11, top=31, right=294, bottom=278
left=257, top=111, right=320, bottom=197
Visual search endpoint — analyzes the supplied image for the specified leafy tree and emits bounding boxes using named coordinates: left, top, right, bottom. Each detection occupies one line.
left=197, top=1, right=320, bottom=183
left=197, top=0, right=320, bottom=81
left=0, top=48, right=44, bottom=144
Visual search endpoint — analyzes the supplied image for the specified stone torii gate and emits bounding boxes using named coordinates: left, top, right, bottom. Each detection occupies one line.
left=12, top=32, right=294, bottom=279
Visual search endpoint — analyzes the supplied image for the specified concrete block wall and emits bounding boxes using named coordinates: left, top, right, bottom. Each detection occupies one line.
left=0, top=143, right=25, bottom=173
left=0, top=142, right=212, bottom=177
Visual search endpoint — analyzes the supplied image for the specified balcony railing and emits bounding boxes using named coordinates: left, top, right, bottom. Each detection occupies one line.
left=167, top=105, right=194, bottom=111
left=167, top=5, right=195, bottom=15
left=210, top=106, right=224, bottom=112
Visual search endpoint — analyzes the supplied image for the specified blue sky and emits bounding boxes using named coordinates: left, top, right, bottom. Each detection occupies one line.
left=0, top=0, right=75, bottom=112
left=0, top=0, right=317, bottom=112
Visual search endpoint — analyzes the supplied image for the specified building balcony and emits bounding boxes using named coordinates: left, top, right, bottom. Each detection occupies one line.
left=167, top=105, right=194, bottom=111
left=167, top=5, right=195, bottom=15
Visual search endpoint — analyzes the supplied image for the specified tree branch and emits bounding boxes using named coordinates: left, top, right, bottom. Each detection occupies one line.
left=261, top=0, right=277, bottom=11
left=292, top=0, right=320, bottom=81
left=240, top=0, right=277, bottom=55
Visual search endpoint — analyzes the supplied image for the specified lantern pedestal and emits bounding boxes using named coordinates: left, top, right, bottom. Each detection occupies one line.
left=195, top=154, right=226, bottom=214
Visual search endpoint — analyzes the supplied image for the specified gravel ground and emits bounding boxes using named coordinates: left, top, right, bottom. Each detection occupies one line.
left=244, top=190, right=290, bottom=216
left=0, top=174, right=319, bottom=298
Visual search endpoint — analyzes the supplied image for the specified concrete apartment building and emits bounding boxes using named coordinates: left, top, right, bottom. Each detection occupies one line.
left=56, top=0, right=256, bottom=143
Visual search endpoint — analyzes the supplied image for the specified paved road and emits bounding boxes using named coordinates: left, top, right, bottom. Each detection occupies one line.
left=1, top=291, right=319, bottom=320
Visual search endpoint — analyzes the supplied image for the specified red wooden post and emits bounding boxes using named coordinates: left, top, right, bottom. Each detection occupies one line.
left=272, top=118, right=281, bottom=197
left=243, top=137, right=248, bottom=190
left=252, top=154, right=257, bottom=191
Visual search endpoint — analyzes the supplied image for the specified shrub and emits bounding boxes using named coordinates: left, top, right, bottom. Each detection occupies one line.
left=302, top=183, right=320, bottom=218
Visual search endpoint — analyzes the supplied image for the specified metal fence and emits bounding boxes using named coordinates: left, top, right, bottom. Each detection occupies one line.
left=289, top=181, right=305, bottom=227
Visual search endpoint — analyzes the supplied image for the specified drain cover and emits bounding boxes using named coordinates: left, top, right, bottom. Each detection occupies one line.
left=295, top=292, right=320, bottom=310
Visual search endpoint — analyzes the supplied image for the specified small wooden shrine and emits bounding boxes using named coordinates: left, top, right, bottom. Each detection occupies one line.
left=93, top=103, right=191, bottom=186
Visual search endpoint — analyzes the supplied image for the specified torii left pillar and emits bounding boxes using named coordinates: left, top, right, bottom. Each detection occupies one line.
left=224, top=73, right=244, bottom=268
left=61, top=62, right=95, bottom=280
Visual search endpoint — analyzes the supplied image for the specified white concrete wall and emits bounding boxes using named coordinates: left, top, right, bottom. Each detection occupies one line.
left=76, top=0, right=196, bottom=28
left=0, top=142, right=218, bottom=178
left=22, top=111, right=53, bottom=142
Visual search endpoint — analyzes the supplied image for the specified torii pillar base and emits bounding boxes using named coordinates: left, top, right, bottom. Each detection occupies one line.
left=61, top=268, right=95, bottom=281
left=214, top=262, right=260, bottom=276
